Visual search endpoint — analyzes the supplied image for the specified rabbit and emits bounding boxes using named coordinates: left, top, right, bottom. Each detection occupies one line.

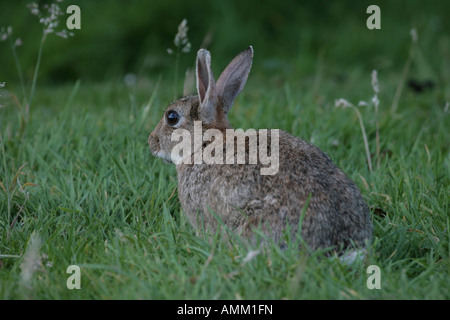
left=148, top=46, right=372, bottom=252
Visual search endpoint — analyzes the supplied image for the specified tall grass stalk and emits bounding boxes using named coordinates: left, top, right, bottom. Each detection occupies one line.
left=27, top=31, right=46, bottom=115
left=335, top=69, right=383, bottom=173
left=174, top=49, right=180, bottom=100
left=0, top=1, right=73, bottom=139
left=7, top=37, right=26, bottom=100
left=354, top=106, right=373, bottom=173
left=335, top=98, right=373, bottom=173
left=352, top=105, right=373, bottom=173
left=0, top=134, right=11, bottom=228
left=371, top=70, right=381, bottom=169
left=391, top=29, right=418, bottom=114
left=167, top=19, right=191, bottom=99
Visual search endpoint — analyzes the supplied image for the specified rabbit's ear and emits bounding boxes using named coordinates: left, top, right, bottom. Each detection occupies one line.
left=216, top=46, right=253, bottom=114
left=196, top=49, right=217, bottom=124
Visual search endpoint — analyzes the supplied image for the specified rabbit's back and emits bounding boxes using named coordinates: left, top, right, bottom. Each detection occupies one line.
left=176, top=130, right=372, bottom=251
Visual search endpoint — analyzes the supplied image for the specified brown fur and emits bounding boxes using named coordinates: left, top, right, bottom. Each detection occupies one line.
left=148, top=48, right=372, bottom=252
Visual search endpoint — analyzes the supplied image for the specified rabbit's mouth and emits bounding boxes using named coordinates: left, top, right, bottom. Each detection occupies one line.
left=152, top=148, right=173, bottom=164
left=158, top=152, right=173, bottom=164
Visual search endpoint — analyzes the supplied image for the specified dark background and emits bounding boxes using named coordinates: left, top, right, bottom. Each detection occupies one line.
left=0, top=0, right=449, bottom=89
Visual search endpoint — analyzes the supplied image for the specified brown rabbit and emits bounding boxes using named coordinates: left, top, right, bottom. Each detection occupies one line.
left=148, top=46, right=372, bottom=252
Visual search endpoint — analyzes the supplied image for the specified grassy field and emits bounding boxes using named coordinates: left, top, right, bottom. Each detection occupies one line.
left=0, top=1, right=449, bottom=300
left=1, top=67, right=448, bottom=299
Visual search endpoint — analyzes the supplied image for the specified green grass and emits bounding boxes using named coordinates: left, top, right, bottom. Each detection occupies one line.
left=1, top=0, right=449, bottom=301
left=1, top=61, right=448, bottom=299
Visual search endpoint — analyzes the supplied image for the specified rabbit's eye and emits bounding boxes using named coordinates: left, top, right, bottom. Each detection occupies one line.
left=166, top=110, right=180, bottom=126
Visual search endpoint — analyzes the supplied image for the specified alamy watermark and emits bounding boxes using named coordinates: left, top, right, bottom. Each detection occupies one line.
left=66, top=5, right=81, bottom=30
left=63, top=265, right=380, bottom=291
left=170, top=121, right=280, bottom=175
left=66, top=265, right=81, bottom=289
left=366, top=265, right=381, bottom=290
left=366, top=5, right=381, bottom=30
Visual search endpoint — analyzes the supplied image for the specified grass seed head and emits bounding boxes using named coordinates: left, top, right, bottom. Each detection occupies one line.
left=168, top=19, right=191, bottom=54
